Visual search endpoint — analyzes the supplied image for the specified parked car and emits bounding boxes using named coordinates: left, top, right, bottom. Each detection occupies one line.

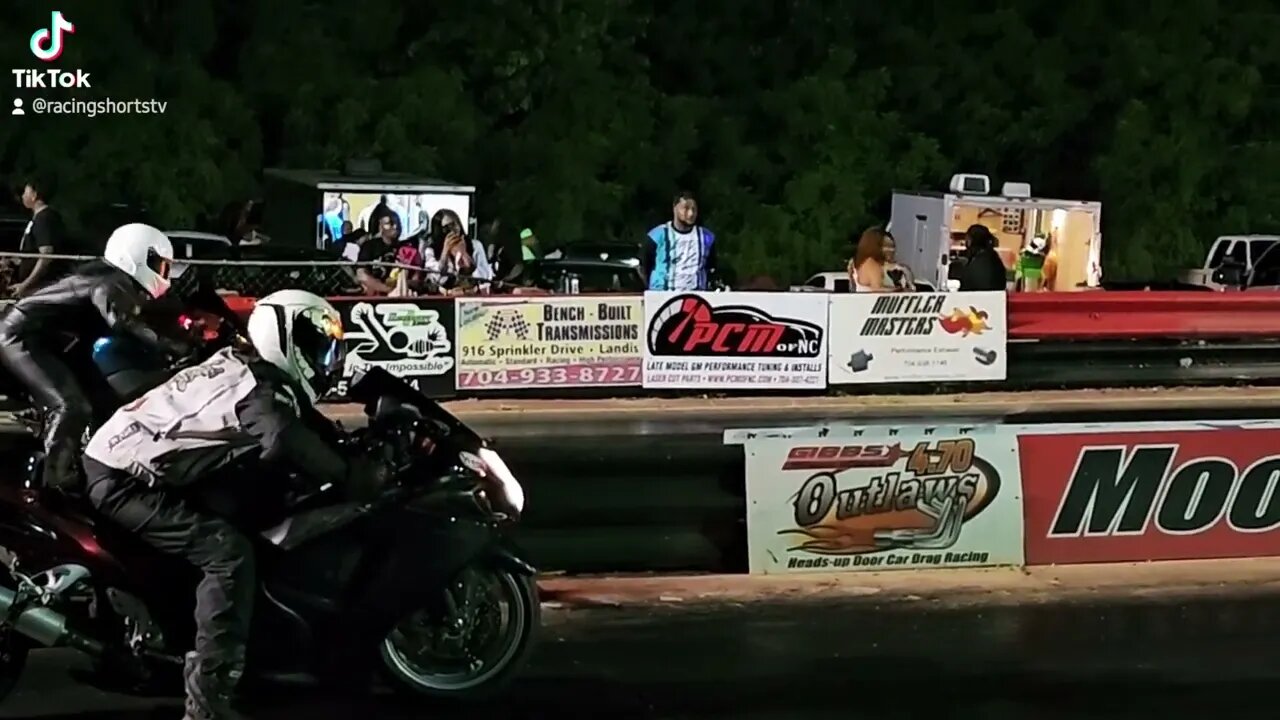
left=790, top=271, right=936, bottom=293
left=166, top=230, right=359, bottom=297
left=520, top=242, right=646, bottom=293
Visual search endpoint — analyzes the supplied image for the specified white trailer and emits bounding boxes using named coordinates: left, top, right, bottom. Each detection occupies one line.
left=887, top=174, right=1102, bottom=292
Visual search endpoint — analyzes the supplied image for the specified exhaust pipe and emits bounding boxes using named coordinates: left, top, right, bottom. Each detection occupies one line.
left=0, top=583, right=104, bottom=655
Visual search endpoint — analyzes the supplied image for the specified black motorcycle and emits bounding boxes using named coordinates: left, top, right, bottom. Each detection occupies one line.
left=0, top=292, right=538, bottom=703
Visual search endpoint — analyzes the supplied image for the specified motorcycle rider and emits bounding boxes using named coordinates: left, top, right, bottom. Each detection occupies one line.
left=0, top=223, right=192, bottom=491
left=81, top=289, right=386, bottom=720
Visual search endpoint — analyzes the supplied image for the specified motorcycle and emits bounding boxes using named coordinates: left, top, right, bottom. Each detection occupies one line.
left=0, top=291, right=538, bottom=703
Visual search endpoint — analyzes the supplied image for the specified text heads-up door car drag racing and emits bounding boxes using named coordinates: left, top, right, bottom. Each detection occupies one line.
left=0, top=287, right=537, bottom=703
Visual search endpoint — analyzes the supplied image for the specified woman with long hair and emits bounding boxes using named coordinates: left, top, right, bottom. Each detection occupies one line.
left=882, top=231, right=915, bottom=291
left=849, top=227, right=891, bottom=292
left=422, top=209, right=494, bottom=290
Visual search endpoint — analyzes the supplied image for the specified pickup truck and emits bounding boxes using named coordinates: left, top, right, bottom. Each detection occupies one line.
left=1179, top=235, right=1280, bottom=289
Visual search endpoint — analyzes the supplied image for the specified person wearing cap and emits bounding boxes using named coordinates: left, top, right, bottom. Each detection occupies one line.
left=520, top=228, right=541, bottom=262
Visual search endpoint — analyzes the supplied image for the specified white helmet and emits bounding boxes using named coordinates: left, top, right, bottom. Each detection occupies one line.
left=103, top=223, right=175, bottom=298
left=247, top=290, right=346, bottom=403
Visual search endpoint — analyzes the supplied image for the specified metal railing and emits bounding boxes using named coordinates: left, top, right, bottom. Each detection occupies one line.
left=0, top=251, right=450, bottom=298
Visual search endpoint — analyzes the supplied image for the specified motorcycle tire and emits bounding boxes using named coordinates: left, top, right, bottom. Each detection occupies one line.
left=379, top=567, right=539, bottom=702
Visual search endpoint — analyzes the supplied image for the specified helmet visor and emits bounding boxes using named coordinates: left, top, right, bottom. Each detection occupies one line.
left=146, top=249, right=172, bottom=281
left=293, top=312, right=346, bottom=396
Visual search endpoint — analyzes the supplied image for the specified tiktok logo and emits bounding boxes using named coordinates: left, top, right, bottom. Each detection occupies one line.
left=29, top=11, right=76, bottom=62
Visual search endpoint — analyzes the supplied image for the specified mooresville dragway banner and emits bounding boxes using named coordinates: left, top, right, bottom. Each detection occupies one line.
left=643, top=291, right=829, bottom=389
left=455, top=296, right=643, bottom=390
left=739, top=425, right=1026, bottom=574
left=1017, top=420, right=1280, bottom=566
left=827, top=291, right=1008, bottom=384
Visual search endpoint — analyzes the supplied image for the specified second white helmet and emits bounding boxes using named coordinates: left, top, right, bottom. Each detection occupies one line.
left=246, top=289, right=346, bottom=403
left=103, top=223, right=175, bottom=298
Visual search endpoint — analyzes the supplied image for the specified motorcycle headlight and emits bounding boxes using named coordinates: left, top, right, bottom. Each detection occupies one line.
left=476, top=447, right=524, bottom=515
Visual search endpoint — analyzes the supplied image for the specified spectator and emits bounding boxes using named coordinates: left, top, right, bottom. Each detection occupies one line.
left=480, top=217, right=514, bottom=280
left=849, top=227, right=892, bottom=292
left=424, top=209, right=493, bottom=289
left=319, top=196, right=344, bottom=245
left=959, top=224, right=1008, bottom=292
left=520, top=228, right=541, bottom=262
left=387, top=240, right=426, bottom=297
left=1015, top=234, right=1048, bottom=291
left=358, top=195, right=396, bottom=233
left=355, top=214, right=403, bottom=295
left=413, top=197, right=431, bottom=237
left=219, top=200, right=260, bottom=245
left=882, top=231, right=915, bottom=291
left=10, top=178, right=69, bottom=298
left=644, top=191, right=717, bottom=291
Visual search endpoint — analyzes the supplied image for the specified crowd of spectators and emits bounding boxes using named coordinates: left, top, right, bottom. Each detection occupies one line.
left=335, top=199, right=498, bottom=297
left=2, top=180, right=1051, bottom=301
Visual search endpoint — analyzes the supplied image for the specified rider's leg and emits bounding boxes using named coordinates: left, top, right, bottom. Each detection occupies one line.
left=83, top=458, right=256, bottom=720
left=0, top=338, right=91, bottom=490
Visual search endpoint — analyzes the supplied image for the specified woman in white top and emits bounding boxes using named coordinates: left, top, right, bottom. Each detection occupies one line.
left=420, top=209, right=493, bottom=288
left=849, top=227, right=893, bottom=292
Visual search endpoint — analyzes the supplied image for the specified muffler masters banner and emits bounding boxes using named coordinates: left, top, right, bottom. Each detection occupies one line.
left=743, top=429, right=1025, bottom=574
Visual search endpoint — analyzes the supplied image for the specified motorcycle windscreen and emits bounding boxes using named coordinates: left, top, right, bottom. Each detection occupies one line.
left=346, top=366, right=482, bottom=448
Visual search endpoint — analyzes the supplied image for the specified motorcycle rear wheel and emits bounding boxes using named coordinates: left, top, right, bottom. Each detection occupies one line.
left=379, top=566, right=538, bottom=701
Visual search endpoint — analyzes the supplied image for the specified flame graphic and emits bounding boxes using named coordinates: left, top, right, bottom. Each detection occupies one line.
left=938, top=307, right=990, bottom=336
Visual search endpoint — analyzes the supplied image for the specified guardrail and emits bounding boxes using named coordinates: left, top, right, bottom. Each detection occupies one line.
left=1008, top=292, right=1280, bottom=339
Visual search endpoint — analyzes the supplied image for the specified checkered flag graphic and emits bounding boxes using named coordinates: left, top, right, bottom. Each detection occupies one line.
left=485, top=309, right=530, bottom=341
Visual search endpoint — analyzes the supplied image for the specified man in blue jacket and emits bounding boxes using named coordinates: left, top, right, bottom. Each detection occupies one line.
left=644, top=191, right=718, bottom=291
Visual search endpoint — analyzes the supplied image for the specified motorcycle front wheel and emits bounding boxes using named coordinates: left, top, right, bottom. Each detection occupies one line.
left=379, top=566, right=538, bottom=700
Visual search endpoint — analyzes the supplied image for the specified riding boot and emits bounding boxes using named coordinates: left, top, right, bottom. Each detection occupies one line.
left=182, top=652, right=250, bottom=720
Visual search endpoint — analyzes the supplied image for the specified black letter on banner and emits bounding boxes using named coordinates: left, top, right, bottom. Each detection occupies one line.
left=1051, top=447, right=1174, bottom=536
left=1230, top=458, right=1280, bottom=531
left=793, top=473, right=836, bottom=527
left=1156, top=460, right=1234, bottom=533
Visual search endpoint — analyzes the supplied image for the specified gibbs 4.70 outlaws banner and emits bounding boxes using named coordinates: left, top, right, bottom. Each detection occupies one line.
left=1019, top=423, right=1280, bottom=565
left=456, top=297, right=642, bottom=390
left=743, top=428, right=1025, bottom=574
left=827, top=291, right=1007, bottom=384
left=643, top=291, right=828, bottom=389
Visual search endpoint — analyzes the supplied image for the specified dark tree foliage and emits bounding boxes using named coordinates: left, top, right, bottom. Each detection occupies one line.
left=2, top=0, right=1278, bottom=281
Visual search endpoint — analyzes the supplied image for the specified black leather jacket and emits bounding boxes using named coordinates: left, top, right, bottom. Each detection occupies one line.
left=0, top=259, right=188, bottom=356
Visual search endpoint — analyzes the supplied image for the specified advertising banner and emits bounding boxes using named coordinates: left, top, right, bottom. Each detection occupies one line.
left=643, top=291, right=829, bottom=389
left=827, top=291, right=1007, bottom=384
left=1020, top=424, right=1280, bottom=565
left=743, top=428, right=1025, bottom=574
left=455, top=296, right=643, bottom=390
left=331, top=298, right=457, bottom=398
